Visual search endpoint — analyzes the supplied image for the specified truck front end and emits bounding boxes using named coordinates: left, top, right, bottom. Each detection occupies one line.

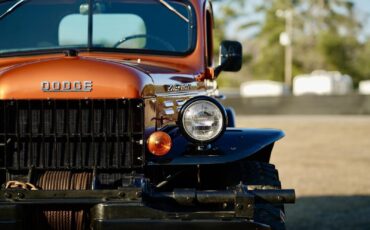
left=0, top=0, right=294, bottom=229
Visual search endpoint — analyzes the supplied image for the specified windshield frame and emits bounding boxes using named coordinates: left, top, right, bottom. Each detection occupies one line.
left=0, top=0, right=197, bottom=58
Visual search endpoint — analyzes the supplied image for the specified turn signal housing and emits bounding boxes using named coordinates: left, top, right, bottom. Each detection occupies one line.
left=147, top=131, right=172, bottom=156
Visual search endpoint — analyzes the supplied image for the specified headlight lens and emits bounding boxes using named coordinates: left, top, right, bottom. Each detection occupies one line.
left=179, top=97, right=226, bottom=143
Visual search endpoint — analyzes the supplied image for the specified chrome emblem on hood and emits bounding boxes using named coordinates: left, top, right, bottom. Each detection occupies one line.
left=41, top=81, right=93, bottom=92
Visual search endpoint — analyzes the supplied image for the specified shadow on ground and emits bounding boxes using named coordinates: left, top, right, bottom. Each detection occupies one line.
left=285, top=196, right=370, bottom=230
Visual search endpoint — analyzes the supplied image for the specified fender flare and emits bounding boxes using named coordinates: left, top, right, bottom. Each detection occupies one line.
left=148, top=128, right=285, bottom=166
left=225, top=107, right=236, bottom=127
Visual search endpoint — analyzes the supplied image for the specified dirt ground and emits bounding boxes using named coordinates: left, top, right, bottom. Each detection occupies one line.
left=236, top=115, right=370, bottom=230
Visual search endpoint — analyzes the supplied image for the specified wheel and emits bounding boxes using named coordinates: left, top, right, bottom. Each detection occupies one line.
left=238, top=161, right=286, bottom=230
left=114, top=34, right=175, bottom=51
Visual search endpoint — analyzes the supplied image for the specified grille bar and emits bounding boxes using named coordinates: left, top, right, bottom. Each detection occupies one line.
left=0, top=99, right=144, bottom=170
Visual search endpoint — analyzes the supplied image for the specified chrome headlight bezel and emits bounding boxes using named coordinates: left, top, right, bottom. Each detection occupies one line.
left=178, top=96, right=227, bottom=144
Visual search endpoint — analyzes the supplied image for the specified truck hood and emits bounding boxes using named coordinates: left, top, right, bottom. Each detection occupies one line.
left=0, top=56, right=155, bottom=99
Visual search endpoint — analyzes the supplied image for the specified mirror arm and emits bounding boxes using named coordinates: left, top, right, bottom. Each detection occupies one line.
left=213, top=65, right=223, bottom=78
left=214, top=59, right=230, bottom=78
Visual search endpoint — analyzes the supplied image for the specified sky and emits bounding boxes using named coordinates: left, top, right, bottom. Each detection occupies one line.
left=354, top=0, right=370, bottom=39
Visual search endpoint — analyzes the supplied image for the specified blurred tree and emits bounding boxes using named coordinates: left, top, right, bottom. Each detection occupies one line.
left=212, top=0, right=249, bottom=54
left=248, top=0, right=290, bottom=82
left=352, top=39, right=370, bottom=84
left=212, top=0, right=256, bottom=87
left=213, top=0, right=368, bottom=86
left=317, top=32, right=360, bottom=81
left=294, top=0, right=363, bottom=82
left=252, top=0, right=363, bottom=83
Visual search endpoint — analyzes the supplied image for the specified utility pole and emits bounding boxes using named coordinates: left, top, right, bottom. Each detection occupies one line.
left=276, top=9, right=293, bottom=88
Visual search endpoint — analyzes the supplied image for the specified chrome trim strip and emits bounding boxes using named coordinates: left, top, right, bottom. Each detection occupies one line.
left=176, top=100, right=186, bottom=106
left=163, top=101, right=175, bottom=107
left=164, top=108, right=175, bottom=115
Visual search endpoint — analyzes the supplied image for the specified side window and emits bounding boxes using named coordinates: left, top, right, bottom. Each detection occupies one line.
left=206, top=10, right=214, bottom=67
left=59, top=14, right=146, bottom=48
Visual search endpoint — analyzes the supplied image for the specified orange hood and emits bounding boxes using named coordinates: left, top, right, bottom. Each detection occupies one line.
left=0, top=56, right=155, bottom=99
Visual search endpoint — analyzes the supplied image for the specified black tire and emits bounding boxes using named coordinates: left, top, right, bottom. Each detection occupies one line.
left=238, top=161, right=286, bottom=230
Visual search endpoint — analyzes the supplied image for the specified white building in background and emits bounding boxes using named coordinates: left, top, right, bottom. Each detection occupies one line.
left=359, top=80, right=370, bottom=95
left=293, top=70, right=353, bottom=96
left=240, top=80, right=290, bottom=97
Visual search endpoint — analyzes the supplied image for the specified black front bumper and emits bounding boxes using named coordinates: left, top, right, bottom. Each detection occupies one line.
left=0, top=203, right=270, bottom=230
left=0, top=188, right=294, bottom=230
left=92, top=203, right=270, bottom=230
left=93, top=219, right=270, bottom=230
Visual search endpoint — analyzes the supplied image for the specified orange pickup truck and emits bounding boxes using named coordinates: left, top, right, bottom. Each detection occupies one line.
left=0, top=0, right=294, bottom=229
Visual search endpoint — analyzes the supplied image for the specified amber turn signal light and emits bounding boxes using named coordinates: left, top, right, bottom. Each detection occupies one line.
left=147, top=131, right=172, bottom=156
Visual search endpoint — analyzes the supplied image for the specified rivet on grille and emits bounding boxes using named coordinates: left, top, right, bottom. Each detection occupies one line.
left=136, top=140, right=144, bottom=145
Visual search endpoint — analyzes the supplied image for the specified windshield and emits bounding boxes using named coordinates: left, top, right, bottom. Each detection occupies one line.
left=0, top=0, right=196, bottom=56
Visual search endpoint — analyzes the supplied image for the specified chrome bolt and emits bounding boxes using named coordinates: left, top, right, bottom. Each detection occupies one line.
left=4, top=192, right=11, bottom=199
left=118, top=192, right=126, bottom=198
left=17, top=193, right=25, bottom=199
left=136, top=191, right=142, bottom=198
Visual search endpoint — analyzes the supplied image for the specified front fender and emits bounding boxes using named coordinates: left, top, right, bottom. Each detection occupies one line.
left=147, top=128, right=284, bottom=166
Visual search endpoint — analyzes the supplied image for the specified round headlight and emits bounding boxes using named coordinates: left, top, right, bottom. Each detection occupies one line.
left=179, top=97, right=227, bottom=143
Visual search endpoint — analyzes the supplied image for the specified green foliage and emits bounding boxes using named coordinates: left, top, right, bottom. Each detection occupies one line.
left=213, top=0, right=369, bottom=87
left=248, top=0, right=287, bottom=82
left=353, top=41, right=370, bottom=83
left=213, top=0, right=254, bottom=55
left=318, top=32, right=358, bottom=73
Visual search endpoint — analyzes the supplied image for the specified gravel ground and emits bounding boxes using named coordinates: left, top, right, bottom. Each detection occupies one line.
left=236, top=115, right=370, bottom=230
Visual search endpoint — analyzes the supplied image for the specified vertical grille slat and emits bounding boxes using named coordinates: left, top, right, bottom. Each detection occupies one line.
left=78, top=100, right=83, bottom=169
left=127, top=100, right=133, bottom=166
left=0, top=101, right=4, bottom=168
left=92, top=100, right=97, bottom=168
left=16, top=101, right=22, bottom=169
left=0, top=99, right=144, bottom=170
left=115, top=100, right=120, bottom=169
